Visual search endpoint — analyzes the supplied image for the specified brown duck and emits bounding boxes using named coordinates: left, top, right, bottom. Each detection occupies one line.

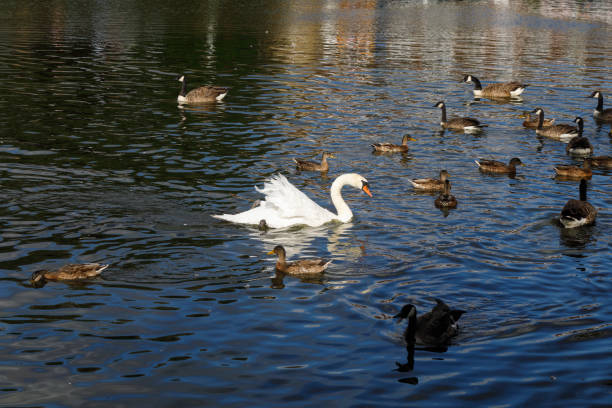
left=475, top=157, right=523, bottom=175
left=268, top=245, right=331, bottom=276
left=409, top=169, right=450, bottom=191
left=293, top=152, right=335, bottom=172
left=371, top=135, right=416, bottom=153
left=554, top=159, right=592, bottom=179
left=434, top=179, right=457, bottom=209
left=30, top=263, right=108, bottom=288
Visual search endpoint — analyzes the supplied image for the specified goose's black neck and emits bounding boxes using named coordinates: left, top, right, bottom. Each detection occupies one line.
left=180, top=79, right=187, bottom=97
left=404, top=313, right=417, bottom=345
left=595, top=93, right=603, bottom=112
left=576, top=119, right=583, bottom=133
left=537, top=110, right=544, bottom=129
left=471, top=76, right=482, bottom=90
left=440, top=105, right=447, bottom=124
left=579, top=179, right=587, bottom=201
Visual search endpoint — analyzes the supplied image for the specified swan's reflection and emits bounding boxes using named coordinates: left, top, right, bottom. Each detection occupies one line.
left=249, top=221, right=360, bottom=262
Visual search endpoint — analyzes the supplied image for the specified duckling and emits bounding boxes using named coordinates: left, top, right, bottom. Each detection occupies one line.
left=434, top=179, right=457, bottom=209
left=371, top=134, right=416, bottom=153
left=258, top=219, right=269, bottom=232
left=531, top=108, right=580, bottom=141
left=394, top=299, right=465, bottom=346
left=475, top=157, right=523, bottom=175
left=177, top=75, right=228, bottom=103
left=293, top=152, right=335, bottom=172
left=589, top=91, right=612, bottom=121
left=586, top=155, right=612, bottom=168
left=520, top=111, right=555, bottom=129
left=267, top=245, right=331, bottom=276
left=462, top=75, right=528, bottom=98
left=30, top=263, right=108, bottom=288
left=409, top=169, right=450, bottom=191
left=554, top=159, right=592, bottom=179
left=559, top=179, right=597, bottom=228
left=434, top=101, right=487, bottom=133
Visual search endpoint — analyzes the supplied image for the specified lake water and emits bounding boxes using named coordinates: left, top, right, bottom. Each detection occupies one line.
left=1, top=0, right=611, bottom=406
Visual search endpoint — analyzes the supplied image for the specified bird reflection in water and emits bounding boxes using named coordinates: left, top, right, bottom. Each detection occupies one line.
left=393, top=300, right=465, bottom=383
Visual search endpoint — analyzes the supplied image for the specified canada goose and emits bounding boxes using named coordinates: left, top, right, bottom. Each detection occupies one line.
left=586, top=155, right=612, bottom=168
left=434, top=101, right=487, bottom=133
left=371, top=134, right=416, bottom=153
left=30, top=263, right=108, bottom=288
left=293, top=152, right=335, bottom=172
left=531, top=108, right=580, bottom=141
left=519, top=111, right=554, bottom=128
left=565, top=124, right=592, bottom=156
left=267, top=245, right=331, bottom=276
left=559, top=179, right=597, bottom=228
left=177, top=75, right=228, bottom=103
left=394, top=299, right=465, bottom=346
left=462, top=75, right=528, bottom=98
left=434, top=179, right=457, bottom=209
left=554, top=159, right=592, bottom=179
left=475, top=157, right=523, bottom=175
left=589, top=91, right=612, bottom=121
left=409, top=169, right=450, bottom=191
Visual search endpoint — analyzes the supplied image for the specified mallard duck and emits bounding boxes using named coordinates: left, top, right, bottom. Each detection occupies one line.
left=293, top=152, right=335, bottom=172
left=462, top=75, right=528, bottom=98
left=531, top=108, right=580, bottom=141
left=267, top=245, right=331, bottom=276
left=30, top=263, right=108, bottom=288
left=559, top=179, right=597, bottom=228
left=434, top=101, right=487, bottom=133
left=434, top=179, right=457, bottom=209
left=408, top=169, right=450, bottom=191
left=394, top=299, right=465, bottom=346
left=586, top=155, right=612, bottom=168
left=177, top=75, right=228, bottom=103
left=554, top=159, right=592, bottom=179
left=475, top=157, right=523, bottom=175
left=589, top=91, right=612, bottom=121
left=520, top=111, right=554, bottom=128
left=213, top=173, right=372, bottom=228
left=371, top=134, right=416, bottom=153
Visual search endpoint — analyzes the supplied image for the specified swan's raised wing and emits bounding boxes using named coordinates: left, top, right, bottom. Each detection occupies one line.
left=213, top=174, right=336, bottom=228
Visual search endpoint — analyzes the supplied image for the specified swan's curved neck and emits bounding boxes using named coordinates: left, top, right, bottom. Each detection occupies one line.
left=330, top=175, right=354, bottom=222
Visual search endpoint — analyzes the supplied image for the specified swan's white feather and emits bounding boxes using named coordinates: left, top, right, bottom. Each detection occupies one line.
left=213, top=174, right=337, bottom=228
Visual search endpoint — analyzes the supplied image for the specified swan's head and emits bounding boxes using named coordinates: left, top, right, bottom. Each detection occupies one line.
left=394, top=304, right=417, bottom=321
left=433, top=101, right=445, bottom=109
left=348, top=174, right=372, bottom=197
left=30, top=270, right=47, bottom=288
left=267, top=245, right=286, bottom=258
left=509, top=158, right=523, bottom=167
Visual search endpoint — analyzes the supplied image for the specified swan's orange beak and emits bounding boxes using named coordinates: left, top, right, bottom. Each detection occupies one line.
left=362, top=184, right=372, bottom=197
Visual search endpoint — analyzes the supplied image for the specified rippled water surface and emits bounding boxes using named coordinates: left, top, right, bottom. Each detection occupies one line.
left=1, top=1, right=611, bottom=406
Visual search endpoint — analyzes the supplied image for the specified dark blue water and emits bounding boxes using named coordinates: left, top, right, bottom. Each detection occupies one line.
left=0, top=1, right=610, bottom=406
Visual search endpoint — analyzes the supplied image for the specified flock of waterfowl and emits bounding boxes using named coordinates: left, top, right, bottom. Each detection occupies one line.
left=29, top=74, right=611, bottom=349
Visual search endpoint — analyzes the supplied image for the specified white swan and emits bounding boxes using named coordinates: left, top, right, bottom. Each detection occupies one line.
left=213, top=173, right=372, bottom=228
